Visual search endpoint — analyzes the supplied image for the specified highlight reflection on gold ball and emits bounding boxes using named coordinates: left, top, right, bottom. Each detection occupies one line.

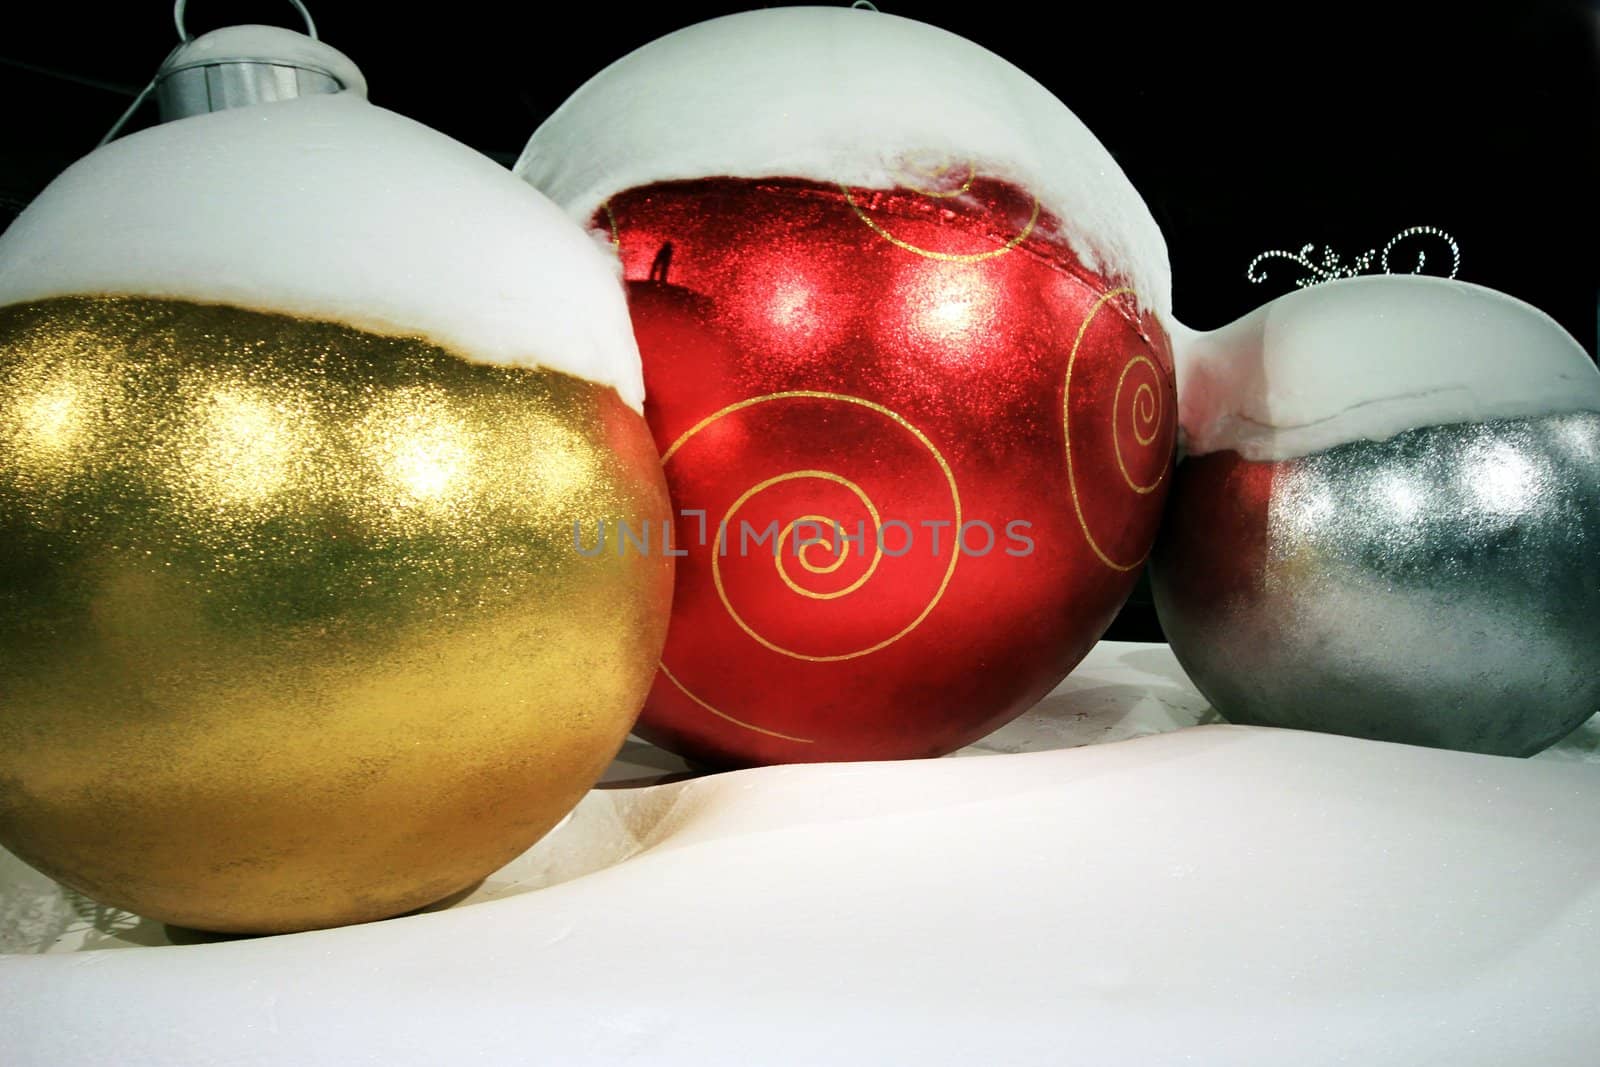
left=0, top=296, right=673, bottom=933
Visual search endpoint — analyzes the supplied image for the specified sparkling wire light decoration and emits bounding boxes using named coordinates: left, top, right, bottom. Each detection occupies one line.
left=1247, top=226, right=1461, bottom=289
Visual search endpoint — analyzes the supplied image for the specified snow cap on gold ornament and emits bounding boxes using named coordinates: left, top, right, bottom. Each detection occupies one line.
left=0, top=24, right=644, bottom=410
left=516, top=7, right=1176, bottom=767
left=0, top=18, right=671, bottom=933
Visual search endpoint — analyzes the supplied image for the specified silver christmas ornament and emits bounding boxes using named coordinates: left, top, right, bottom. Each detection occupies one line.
left=1153, top=276, right=1600, bottom=756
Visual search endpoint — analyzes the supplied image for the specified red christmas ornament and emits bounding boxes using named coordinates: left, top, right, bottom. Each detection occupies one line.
left=518, top=7, right=1177, bottom=766
left=605, top=175, right=1175, bottom=765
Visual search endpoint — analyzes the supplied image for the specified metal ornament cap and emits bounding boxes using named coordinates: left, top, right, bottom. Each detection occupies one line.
left=154, top=23, right=367, bottom=122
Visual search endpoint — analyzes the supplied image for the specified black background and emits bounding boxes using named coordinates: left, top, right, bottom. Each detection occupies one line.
left=3, top=1, right=1598, bottom=639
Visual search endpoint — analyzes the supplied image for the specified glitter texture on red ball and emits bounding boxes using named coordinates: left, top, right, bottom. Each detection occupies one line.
left=604, top=173, right=1175, bottom=765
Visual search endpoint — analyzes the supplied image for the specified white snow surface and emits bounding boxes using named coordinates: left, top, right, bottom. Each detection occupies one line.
left=515, top=6, right=1171, bottom=319
left=1177, top=275, right=1600, bottom=460
left=4, top=722, right=1600, bottom=1065
left=5, top=641, right=1599, bottom=1065
left=0, top=92, right=645, bottom=410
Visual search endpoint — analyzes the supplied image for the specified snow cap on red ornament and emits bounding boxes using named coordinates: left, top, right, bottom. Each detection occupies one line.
left=514, top=4, right=1171, bottom=324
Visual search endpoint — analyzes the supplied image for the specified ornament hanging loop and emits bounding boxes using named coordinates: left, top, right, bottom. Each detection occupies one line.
left=174, top=0, right=320, bottom=42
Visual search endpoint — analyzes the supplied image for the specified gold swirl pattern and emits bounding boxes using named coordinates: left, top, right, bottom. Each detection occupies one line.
left=783, top=513, right=852, bottom=576
left=1113, top=355, right=1166, bottom=495
left=662, top=390, right=961, bottom=663
left=658, top=660, right=815, bottom=744
left=773, top=494, right=884, bottom=599
left=841, top=182, right=1040, bottom=263
left=1063, top=288, right=1171, bottom=572
left=717, top=469, right=889, bottom=619
left=899, top=159, right=977, bottom=199
left=656, top=390, right=961, bottom=741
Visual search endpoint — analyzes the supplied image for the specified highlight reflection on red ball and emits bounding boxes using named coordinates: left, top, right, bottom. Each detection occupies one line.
left=607, top=174, right=1175, bottom=766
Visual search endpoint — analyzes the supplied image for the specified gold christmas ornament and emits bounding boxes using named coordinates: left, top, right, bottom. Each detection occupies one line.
left=0, top=21, right=670, bottom=933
